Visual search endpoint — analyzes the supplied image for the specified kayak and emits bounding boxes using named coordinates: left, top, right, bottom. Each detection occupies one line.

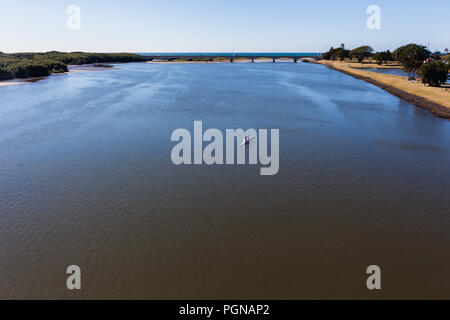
left=240, top=136, right=254, bottom=146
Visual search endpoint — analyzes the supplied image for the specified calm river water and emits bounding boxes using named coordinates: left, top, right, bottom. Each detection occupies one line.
left=0, top=62, right=449, bottom=299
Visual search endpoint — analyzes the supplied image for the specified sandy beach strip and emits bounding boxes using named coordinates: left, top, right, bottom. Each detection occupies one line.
left=0, top=77, right=46, bottom=87
left=0, top=80, right=28, bottom=87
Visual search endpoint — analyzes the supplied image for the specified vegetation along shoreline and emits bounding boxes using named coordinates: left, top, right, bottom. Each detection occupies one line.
left=315, top=44, right=450, bottom=119
left=0, top=52, right=146, bottom=81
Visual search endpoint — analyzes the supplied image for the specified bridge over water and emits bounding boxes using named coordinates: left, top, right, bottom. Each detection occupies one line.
left=141, top=53, right=322, bottom=63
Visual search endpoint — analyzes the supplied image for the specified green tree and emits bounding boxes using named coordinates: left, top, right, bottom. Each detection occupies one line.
left=393, top=44, right=430, bottom=75
left=322, top=47, right=337, bottom=60
left=0, top=67, right=13, bottom=80
left=335, top=48, right=350, bottom=61
left=418, top=61, right=449, bottom=86
left=350, top=46, right=374, bottom=62
left=393, top=44, right=430, bottom=61
left=373, top=50, right=393, bottom=65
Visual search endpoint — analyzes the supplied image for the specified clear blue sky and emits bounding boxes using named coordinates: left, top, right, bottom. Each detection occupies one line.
left=1, top=0, right=448, bottom=53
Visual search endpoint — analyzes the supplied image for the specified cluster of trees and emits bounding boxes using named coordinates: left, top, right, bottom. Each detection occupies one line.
left=0, top=57, right=68, bottom=79
left=393, top=44, right=430, bottom=74
left=322, top=44, right=450, bottom=87
left=373, top=50, right=393, bottom=65
left=0, top=52, right=146, bottom=80
left=419, top=61, right=449, bottom=87
left=393, top=44, right=449, bottom=86
left=322, top=44, right=374, bottom=63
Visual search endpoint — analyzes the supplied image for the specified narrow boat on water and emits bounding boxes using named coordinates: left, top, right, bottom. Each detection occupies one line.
left=240, top=136, right=253, bottom=145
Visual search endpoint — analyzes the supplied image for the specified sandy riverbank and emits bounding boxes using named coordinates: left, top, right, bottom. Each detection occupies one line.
left=314, top=60, right=450, bottom=119
left=0, top=80, right=28, bottom=87
left=0, top=77, right=46, bottom=87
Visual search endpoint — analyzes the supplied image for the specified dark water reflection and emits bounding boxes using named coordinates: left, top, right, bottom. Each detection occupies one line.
left=0, top=62, right=449, bottom=299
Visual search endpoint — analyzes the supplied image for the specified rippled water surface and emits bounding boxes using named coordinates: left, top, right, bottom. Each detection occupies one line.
left=0, top=62, right=449, bottom=299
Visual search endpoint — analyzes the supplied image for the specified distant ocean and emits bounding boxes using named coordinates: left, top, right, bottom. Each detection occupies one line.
left=137, top=52, right=321, bottom=56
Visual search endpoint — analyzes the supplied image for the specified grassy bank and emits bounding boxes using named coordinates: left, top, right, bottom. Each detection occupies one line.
left=0, top=52, right=146, bottom=80
left=315, top=60, right=450, bottom=119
